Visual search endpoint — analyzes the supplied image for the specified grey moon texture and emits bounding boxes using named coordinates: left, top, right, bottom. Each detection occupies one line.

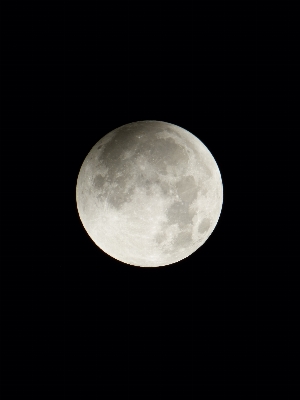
left=76, top=121, right=223, bottom=267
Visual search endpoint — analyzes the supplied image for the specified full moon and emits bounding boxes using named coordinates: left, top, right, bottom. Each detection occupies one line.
left=76, top=121, right=223, bottom=267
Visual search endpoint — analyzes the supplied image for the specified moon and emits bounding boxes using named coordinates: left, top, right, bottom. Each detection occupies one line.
left=76, top=121, right=223, bottom=267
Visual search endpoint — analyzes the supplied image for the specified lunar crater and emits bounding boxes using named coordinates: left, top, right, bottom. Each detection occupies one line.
left=198, top=218, right=211, bottom=234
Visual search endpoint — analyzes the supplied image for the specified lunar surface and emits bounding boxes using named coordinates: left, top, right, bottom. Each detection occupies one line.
left=76, top=121, right=223, bottom=267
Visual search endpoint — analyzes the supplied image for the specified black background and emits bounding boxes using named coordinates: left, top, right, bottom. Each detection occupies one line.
left=1, top=1, right=291, bottom=399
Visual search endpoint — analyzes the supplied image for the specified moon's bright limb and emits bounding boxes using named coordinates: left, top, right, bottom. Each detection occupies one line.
left=76, top=121, right=223, bottom=267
